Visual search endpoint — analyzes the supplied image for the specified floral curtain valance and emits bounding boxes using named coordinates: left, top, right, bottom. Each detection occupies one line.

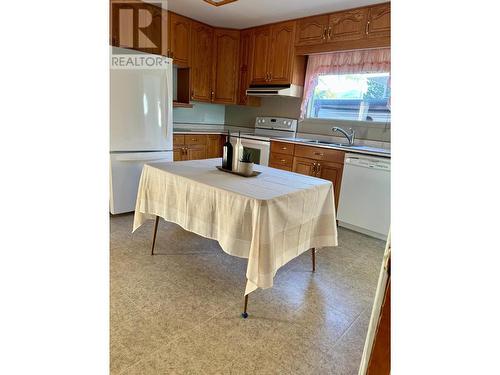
left=300, top=48, right=391, bottom=118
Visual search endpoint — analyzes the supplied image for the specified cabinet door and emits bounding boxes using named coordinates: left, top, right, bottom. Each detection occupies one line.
left=184, top=134, right=207, bottom=146
left=268, top=21, right=296, bottom=84
left=328, top=8, right=368, bottom=42
left=173, top=146, right=184, bottom=161
left=173, top=134, right=185, bottom=146
left=238, top=29, right=260, bottom=106
left=251, top=26, right=271, bottom=84
left=169, top=12, right=190, bottom=67
left=207, top=135, right=222, bottom=158
left=295, top=15, right=329, bottom=46
left=292, top=156, right=317, bottom=176
left=212, top=29, right=240, bottom=104
left=367, top=3, right=391, bottom=39
left=187, top=145, right=207, bottom=160
left=190, top=21, right=213, bottom=102
left=316, top=160, right=344, bottom=209
left=269, top=153, right=293, bottom=171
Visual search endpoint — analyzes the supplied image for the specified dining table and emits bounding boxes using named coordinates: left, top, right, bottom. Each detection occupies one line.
left=133, top=158, right=338, bottom=318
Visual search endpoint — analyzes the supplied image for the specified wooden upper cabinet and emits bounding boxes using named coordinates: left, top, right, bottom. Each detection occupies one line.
left=169, top=12, right=191, bottom=67
left=250, top=21, right=299, bottom=85
left=238, top=30, right=261, bottom=106
left=268, top=21, right=296, bottom=84
left=251, top=26, right=272, bottom=84
left=294, top=2, right=390, bottom=54
left=190, top=21, right=213, bottom=102
left=328, top=8, right=368, bottom=42
left=238, top=29, right=252, bottom=104
left=212, top=29, right=240, bottom=104
left=295, top=14, right=329, bottom=46
left=366, top=3, right=391, bottom=39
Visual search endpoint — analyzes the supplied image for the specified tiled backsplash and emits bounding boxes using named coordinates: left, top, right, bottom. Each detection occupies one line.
left=173, top=97, right=391, bottom=143
left=173, top=102, right=225, bottom=125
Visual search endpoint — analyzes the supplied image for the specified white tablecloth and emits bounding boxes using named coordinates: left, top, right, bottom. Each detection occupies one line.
left=133, top=158, right=338, bottom=295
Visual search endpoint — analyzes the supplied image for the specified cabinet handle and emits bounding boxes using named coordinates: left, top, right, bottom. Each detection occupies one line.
left=314, top=152, right=324, bottom=156
left=281, top=147, right=287, bottom=150
left=322, top=27, right=327, bottom=40
left=191, top=138, right=197, bottom=141
left=312, top=163, right=317, bottom=173
left=366, top=20, right=370, bottom=35
left=280, top=159, right=286, bottom=163
left=316, top=163, right=321, bottom=175
left=327, top=26, right=332, bottom=39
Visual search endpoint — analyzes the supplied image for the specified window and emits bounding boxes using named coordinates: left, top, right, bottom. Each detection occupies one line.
left=307, top=72, right=391, bottom=122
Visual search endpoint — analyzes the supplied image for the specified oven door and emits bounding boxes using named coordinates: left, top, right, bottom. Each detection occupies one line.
left=231, top=137, right=270, bottom=166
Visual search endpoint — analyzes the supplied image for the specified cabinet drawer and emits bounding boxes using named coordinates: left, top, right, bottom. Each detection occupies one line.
left=294, top=145, right=345, bottom=163
left=269, top=152, right=293, bottom=168
left=185, top=134, right=207, bottom=145
left=173, top=134, right=185, bottom=146
left=271, top=141, right=295, bottom=156
left=269, top=162, right=292, bottom=172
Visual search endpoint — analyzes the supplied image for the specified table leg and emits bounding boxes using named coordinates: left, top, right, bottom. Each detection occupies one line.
left=311, top=247, right=316, bottom=272
left=241, top=294, right=249, bottom=319
left=151, top=216, right=160, bottom=256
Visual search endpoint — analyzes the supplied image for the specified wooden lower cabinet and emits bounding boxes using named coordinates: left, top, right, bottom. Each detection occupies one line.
left=269, top=141, right=345, bottom=209
left=292, top=156, right=317, bottom=176
left=186, top=144, right=207, bottom=160
left=173, top=147, right=185, bottom=161
left=269, top=153, right=294, bottom=171
left=173, top=134, right=222, bottom=161
left=315, top=160, right=344, bottom=209
left=292, top=156, right=344, bottom=208
left=207, top=135, right=223, bottom=158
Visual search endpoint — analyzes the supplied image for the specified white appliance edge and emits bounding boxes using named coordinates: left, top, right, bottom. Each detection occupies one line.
left=110, top=47, right=173, bottom=214
left=337, top=153, right=391, bottom=240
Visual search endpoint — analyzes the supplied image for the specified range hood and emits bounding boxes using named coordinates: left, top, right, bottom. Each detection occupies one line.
left=246, top=84, right=303, bottom=98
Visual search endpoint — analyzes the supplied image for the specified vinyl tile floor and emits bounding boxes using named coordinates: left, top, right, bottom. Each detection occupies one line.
left=111, top=213, right=386, bottom=375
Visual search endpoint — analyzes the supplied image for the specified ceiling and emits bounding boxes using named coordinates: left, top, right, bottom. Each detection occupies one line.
left=167, top=0, right=384, bottom=29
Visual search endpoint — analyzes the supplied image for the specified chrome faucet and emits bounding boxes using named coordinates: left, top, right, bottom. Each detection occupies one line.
left=332, top=127, right=355, bottom=145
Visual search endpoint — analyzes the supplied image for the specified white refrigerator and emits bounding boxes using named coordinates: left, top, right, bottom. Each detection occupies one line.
left=110, top=47, right=173, bottom=214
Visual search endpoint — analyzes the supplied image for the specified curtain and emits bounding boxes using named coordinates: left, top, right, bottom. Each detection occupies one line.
left=300, top=48, right=391, bottom=118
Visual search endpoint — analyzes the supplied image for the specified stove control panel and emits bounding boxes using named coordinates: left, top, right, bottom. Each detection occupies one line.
left=255, top=117, right=298, bottom=132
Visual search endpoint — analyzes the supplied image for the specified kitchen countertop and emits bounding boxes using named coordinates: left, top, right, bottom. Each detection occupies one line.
left=173, top=128, right=390, bottom=158
left=275, top=137, right=390, bottom=157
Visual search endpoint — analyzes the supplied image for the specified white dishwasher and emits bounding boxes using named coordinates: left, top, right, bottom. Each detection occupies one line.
left=337, top=153, right=390, bottom=240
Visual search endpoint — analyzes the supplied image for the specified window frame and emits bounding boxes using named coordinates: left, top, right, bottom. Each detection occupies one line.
left=305, top=72, right=391, bottom=125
